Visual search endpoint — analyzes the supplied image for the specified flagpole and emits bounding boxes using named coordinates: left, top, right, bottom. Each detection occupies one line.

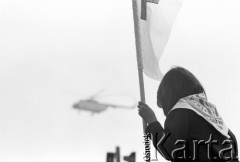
left=137, top=68, right=147, bottom=131
left=132, top=0, right=147, bottom=132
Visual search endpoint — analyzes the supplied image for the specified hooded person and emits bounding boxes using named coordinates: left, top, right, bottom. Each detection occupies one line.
left=138, top=66, right=239, bottom=162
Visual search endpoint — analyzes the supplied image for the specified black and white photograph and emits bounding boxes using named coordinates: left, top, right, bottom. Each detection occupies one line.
left=1, top=0, right=240, bottom=161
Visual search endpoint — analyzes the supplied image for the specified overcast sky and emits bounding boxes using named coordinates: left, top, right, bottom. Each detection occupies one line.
left=1, top=0, right=240, bottom=161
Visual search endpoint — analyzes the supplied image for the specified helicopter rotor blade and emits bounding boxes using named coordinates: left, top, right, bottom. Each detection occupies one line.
left=88, top=89, right=106, bottom=100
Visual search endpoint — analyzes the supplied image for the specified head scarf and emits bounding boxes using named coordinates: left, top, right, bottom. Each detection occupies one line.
left=170, top=93, right=229, bottom=138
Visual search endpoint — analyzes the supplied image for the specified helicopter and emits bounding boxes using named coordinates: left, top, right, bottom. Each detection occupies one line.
left=72, top=91, right=136, bottom=114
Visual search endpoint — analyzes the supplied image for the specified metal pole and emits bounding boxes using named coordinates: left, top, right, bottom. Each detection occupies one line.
left=116, top=146, right=120, bottom=162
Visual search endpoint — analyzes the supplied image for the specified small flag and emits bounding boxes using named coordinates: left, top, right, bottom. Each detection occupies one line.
left=132, top=0, right=183, bottom=80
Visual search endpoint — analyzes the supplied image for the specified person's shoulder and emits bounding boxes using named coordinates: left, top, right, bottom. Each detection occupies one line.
left=166, top=108, right=196, bottom=121
left=166, top=108, right=206, bottom=123
left=168, top=107, right=195, bottom=116
left=164, top=108, right=201, bottom=130
left=166, top=108, right=225, bottom=140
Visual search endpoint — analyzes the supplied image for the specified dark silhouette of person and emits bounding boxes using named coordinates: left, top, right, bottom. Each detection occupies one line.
left=138, top=66, right=239, bottom=162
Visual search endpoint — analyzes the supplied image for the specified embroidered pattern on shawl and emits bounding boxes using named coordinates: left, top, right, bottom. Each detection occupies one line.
left=171, top=93, right=229, bottom=138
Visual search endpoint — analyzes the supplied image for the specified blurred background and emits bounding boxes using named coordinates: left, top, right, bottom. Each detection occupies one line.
left=0, top=0, right=240, bottom=161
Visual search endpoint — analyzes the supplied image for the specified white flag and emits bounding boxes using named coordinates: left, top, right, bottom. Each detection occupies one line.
left=133, top=0, right=183, bottom=80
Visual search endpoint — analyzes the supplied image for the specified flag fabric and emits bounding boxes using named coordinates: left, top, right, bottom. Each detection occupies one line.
left=132, top=0, right=183, bottom=80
